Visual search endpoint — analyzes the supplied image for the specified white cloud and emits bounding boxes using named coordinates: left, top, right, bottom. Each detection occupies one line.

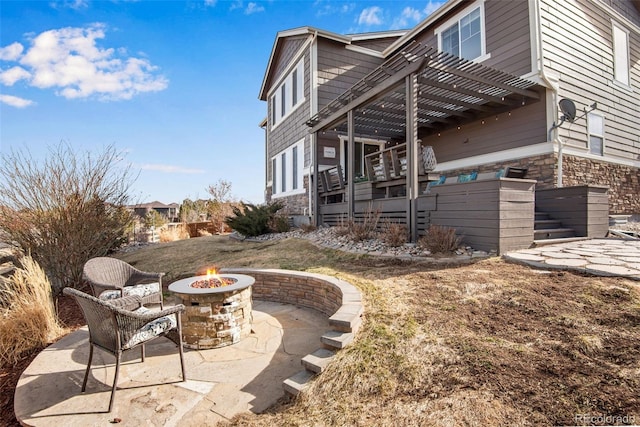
left=313, top=0, right=355, bottom=17
left=49, top=0, right=89, bottom=10
left=139, top=164, right=206, bottom=174
left=0, top=94, right=35, bottom=108
left=358, top=6, right=383, bottom=26
left=0, top=66, right=31, bottom=86
left=204, top=0, right=217, bottom=6
left=391, top=6, right=423, bottom=29
left=245, top=2, right=264, bottom=14
left=0, top=42, right=24, bottom=61
left=1, top=24, right=168, bottom=101
left=424, top=0, right=445, bottom=17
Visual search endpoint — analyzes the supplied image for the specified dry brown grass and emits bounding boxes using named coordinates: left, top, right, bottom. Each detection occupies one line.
left=0, top=256, right=65, bottom=367
left=114, top=236, right=640, bottom=426
left=159, top=223, right=190, bottom=242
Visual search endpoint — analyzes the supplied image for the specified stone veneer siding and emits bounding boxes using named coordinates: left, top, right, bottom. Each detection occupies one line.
left=563, top=155, right=639, bottom=215
left=442, top=153, right=639, bottom=215
left=268, top=176, right=310, bottom=216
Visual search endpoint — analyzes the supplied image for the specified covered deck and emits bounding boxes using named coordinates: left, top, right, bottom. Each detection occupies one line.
left=307, top=42, right=608, bottom=253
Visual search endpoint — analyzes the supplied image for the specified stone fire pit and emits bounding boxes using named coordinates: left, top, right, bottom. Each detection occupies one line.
left=168, top=273, right=255, bottom=349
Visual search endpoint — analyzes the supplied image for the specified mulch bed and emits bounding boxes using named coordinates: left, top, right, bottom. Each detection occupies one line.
left=0, top=295, right=85, bottom=426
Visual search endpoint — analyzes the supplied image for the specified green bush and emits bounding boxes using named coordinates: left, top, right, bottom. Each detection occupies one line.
left=224, top=202, right=285, bottom=237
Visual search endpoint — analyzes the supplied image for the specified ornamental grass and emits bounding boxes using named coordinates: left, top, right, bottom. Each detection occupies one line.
left=0, top=255, right=65, bottom=367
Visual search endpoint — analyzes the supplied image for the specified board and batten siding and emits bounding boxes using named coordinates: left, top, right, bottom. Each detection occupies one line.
left=540, top=0, right=640, bottom=163
left=316, top=38, right=386, bottom=110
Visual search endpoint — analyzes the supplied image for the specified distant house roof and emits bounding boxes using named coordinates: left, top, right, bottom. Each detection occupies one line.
left=129, top=201, right=179, bottom=209
left=258, top=26, right=407, bottom=101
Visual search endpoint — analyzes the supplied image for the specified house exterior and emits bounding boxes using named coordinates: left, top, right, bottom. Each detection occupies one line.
left=259, top=0, right=640, bottom=252
left=129, top=201, right=180, bottom=223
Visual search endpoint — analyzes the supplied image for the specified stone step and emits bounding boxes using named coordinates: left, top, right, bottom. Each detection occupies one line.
left=534, top=219, right=563, bottom=230
left=283, top=369, right=315, bottom=397
left=301, top=348, right=336, bottom=374
left=534, top=228, right=576, bottom=240
left=532, top=236, right=588, bottom=247
left=321, top=330, right=354, bottom=350
left=329, top=304, right=363, bottom=333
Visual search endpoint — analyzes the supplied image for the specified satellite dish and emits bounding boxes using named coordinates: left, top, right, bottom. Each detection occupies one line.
left=559, top=98, right=577, bottom=123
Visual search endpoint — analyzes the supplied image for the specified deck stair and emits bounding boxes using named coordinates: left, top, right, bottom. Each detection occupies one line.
left=283, top=305, right=362, bottom=397
left=533, top=211, right=580, bottom=244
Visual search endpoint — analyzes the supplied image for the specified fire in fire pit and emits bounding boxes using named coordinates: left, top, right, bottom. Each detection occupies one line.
left=190, top=268, right=237, bottom=288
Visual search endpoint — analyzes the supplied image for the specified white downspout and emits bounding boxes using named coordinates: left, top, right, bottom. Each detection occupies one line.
left=532, top=0, right=563, bottom=187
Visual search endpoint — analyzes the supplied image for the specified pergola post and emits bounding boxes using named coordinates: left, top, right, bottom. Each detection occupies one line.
left=347, top=110, right=355, bottom=219
left=406, top=74, right=419, bottom=242
left=311, top=132, right=319, bottom=226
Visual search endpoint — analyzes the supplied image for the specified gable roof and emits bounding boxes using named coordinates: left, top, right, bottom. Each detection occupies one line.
left=258, top=26, right=407, bottom=101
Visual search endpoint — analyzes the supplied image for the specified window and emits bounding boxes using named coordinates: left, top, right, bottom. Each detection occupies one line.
left=613, top=22, right=630, bottom=86
left=272, top=158, right=277, bottom=195
left=270, top=59, right=305, bottom=128
left=436, top=1, right=486, bottom=61
left=272, top=139, right=305, bottom=197
left=340, top=139, right=384, bottom=177
left=292, top=146, right=298, bottom=190
left=588, top=112, right=604, bottom=156
left=281, top=152, right=287, bottom=192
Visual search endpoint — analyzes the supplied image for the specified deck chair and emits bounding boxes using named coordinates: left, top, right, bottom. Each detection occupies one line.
left=63, top=287, right=186, bottom=412
left=83, top=257, right=164, bottom=309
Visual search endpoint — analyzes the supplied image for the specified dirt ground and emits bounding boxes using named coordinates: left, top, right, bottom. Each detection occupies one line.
left=2, top=236, right=639, bottom=426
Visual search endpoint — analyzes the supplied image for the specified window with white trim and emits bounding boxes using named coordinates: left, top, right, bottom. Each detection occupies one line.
left=436, top=0, right=487, bottom=62
left=612, top=22, right=630, bottom=86
left=270, top=59, right=305, bottom=128
left=272, top=139, right=305, bottom=197
left=588, top=112, right=604, bottom=156
left=271, top=158, right=277, bottom=195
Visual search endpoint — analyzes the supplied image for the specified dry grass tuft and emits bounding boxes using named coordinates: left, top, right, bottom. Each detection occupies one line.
left=0, top=255, right=65, bottom=367
left=159, top=224, right=190, bottom=242
left=380, top=220, right=407, bottom=247
left=418, top=225, right=462, bottom=254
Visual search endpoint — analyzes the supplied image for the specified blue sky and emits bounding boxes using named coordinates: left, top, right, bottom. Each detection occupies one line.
left=0, top=0, right=444, bottom=204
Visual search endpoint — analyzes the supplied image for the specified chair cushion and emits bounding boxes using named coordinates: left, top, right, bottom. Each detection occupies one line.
left=99, top=282, right=160, bottom=301
left=123, top=307, right=177, bottom=349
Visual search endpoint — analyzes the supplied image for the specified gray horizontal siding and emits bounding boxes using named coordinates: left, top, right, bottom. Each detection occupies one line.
left=541, top=0, right=640, bottom=162
left=272, top=36, right=307, bottom=86
left=351, top=36, right=401, bottom=52
left=316, top=38, right=386, bottom=110
left=421, top=100, right=547, bottom=163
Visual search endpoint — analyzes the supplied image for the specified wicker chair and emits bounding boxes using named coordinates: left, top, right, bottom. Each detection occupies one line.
left=63, top=287, right=186, bottom=412
left=83, top=257, right=164, bottom=309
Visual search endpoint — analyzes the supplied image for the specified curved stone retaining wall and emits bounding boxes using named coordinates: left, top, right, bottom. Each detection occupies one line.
left=220, top=267, right=364, bottom=396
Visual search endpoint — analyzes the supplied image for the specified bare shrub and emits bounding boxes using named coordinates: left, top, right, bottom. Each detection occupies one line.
left=381, top=220, right=408, bottom=247
left=418, top=225, right=462, bottom=254
left=300, top=223, right=317, bottom=233
left=0, top=255, right=65, bottom=367
left=349, top=205, right=381, bottom=242
left=159, top=224, right=190, bottom=242
left=198, top=229, right=212, bottom=237
left=0, top=143, right=136, bottom=297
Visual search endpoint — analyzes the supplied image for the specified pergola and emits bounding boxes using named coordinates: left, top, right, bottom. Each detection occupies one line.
left=307, top=41, right=543, bottom=241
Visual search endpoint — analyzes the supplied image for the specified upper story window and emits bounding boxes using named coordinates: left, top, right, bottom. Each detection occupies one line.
left=588, top=112, right=604, bottom=156
left=436, top=0, right=488, bottom=62
left=270, top=59, right=305, bottom=128
left=612, top=22, right=630, bottom=86
left=272, top=139, right=305, bottom=197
